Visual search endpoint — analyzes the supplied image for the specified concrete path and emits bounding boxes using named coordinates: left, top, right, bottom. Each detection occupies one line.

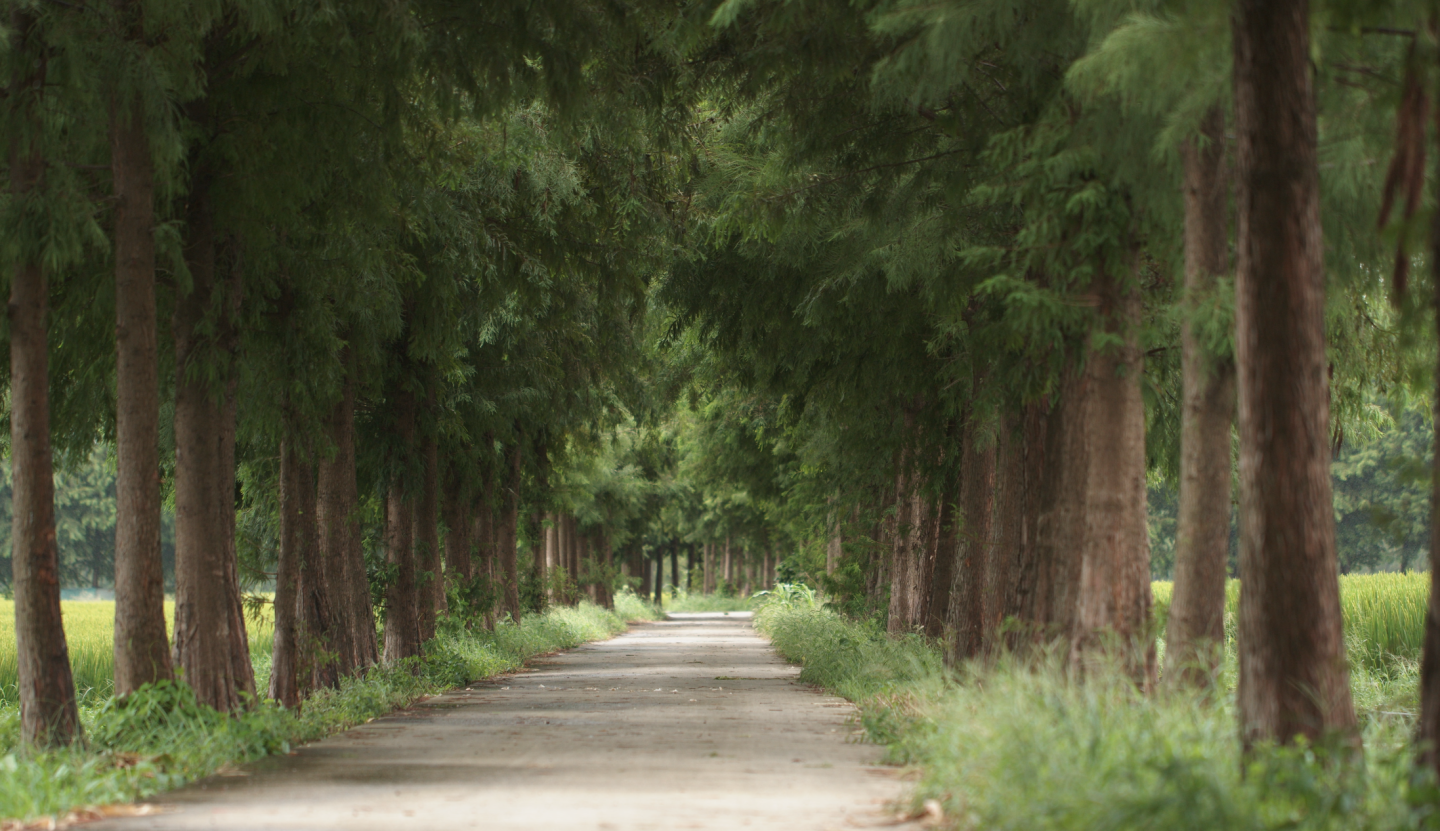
left=91, top=612, right=920, bottom=830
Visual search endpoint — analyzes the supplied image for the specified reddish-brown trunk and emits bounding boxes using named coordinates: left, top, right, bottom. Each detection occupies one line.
left=382, top=486, right=419, bottom=663
left=983, top=410, right=1022, bottom=649
left=269, top=436, right=303, bottom=708
left=317, top=357, right=370, bottom=674
left=499, top=441, right=523, bottom=623
left=9, top=122, right=81, bottom=745
left=171, top=172, right=250, bottom=711
left=416, top=434, right=440, bottom=641
left=1420, top=177, right=1440, bottom=776
left=1067, top=262, right=1154, bottom=686
left=443, top=480, right=473, bottom=586
left=111, top=89, right=171, bottom=694
left=1234, top=0, right=1357, bottom=748
left=886, top=467, right=914, bottom=633
left=1167, top=106, right=1236, bottom=688
left=1002, top=401, right=1050, bottom=649
left=296, top=458, right=337, bottom=691
left=951, top=434, right=997, bottom=662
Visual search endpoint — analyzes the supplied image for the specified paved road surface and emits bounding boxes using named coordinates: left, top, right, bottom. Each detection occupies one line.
left=91, top=612, right=919, bottom=830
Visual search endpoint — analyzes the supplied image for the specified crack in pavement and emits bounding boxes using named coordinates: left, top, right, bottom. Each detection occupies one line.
left=87, top=612, right=921, bottom=830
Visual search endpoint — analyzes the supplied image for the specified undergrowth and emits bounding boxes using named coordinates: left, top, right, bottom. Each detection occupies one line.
left=754, top=592, right=1437, bottom=831
left=0, top=601, right=635, bottom=823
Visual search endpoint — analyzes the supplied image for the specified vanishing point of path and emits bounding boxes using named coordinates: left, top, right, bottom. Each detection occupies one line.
left=93, top=613, right=920, bottom=831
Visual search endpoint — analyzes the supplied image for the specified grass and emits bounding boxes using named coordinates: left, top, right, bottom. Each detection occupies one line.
left=1151, top=572, right=1428, bottom=672
left=0, top=601, right=638, bottom=824
left=755, top=574, right=1437, bottom=831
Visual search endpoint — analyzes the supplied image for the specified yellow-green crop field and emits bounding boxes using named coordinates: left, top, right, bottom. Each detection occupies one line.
left=0, top=572, right=1428, bottom=705
left=1152, top=570, right=1429, bottom=670
left=0, top=600, right=275, bottom=704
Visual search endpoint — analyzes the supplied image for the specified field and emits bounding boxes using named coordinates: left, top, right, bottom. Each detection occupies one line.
left=0, top=600, right=275, bottom=705
left=1151, top=570, right=1428, bottom=671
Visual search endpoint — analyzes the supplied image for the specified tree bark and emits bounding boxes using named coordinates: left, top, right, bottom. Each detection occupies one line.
left=670, top=544, right=680, bottom=591
left=9, top=124, right=82, bottom=745
left=172, top=170, right=249, bottom=712
left=499, top=441, right=523, bottom=623
left=268, top=437, right=303, bottom=708
left=1067, top=262, right=1154, bottom=687
left=1419, top=175, right=1440, bottom=777
left=443, top=480, right=473, bottom=586
left=317, top=355, right=369, bottom=675
left=383, top=387, right=420, bottom=663
left=984, top=410, right=1023, bottom=650
left=1233, top=0, right=1357, bottom=748
left=111, top=86, right=172, bottom=695
left=951, top=433, right=997, bottom=662
left=1166, top=106, right=1236, bottom=688
left=886, top=464, right=914, bottom=633
left=416, top=433, right=440, bottom=641
left=1002, top=401, right=1049, bottom=649
left=382, top=486, right=419, bottom=663
left=653, top=546, right=665, bottom=606
left=297, top=458, right=337, bottom=691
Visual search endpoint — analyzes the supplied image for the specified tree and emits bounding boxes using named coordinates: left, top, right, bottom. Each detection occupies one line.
left=1232, top=0, right=1357, bottom=749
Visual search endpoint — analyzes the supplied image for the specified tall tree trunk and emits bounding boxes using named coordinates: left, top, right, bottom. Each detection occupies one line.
left=670, top=545, right=680, bottom=591
left=951, top=433, right=997, bottom=662
left=597, top=532, right=614, bottom=609
left=1166, top=106, right=1236, bottom=688
left=297, top=458, right=337, bottom=691
left=1038, top=370, right=1089, bottom=644
left=886, top=466, right=913, bottom=633
left=826, top=509, right=842, bottom=576
left=1233, top=0, right=1357, bottom=748
left=111, top=85, right=172, bottom=695
left=443, top=481, right=473, bottom=586
left=269, top=436, right=303, bottom=708
left=172, top=171, right=248, bottom=712
left=687, top=545, right=698, bottom=592
left=1419, top=170, right=1440, bottom=777
left=9, top=124, right=81, bottom=745
left=219, top=242, right=257, bottom=701
left=1003, top=400, right=1050, bottom=646
left=1067, top=262, right=1153, bottom=686
left=416, top=434, right=440, bottom=641
left=722, top=536, right=732, bottom=590
left=382, top=487, right=419, bottom=663
left=499, top=441, right=523, bottom=624
left=382, top=388, right=420, bottom=663
left=927, top=481, right=958, bottom=642
left=984, top=410, right=1024, bottom=650
left=317, top=356, right=368, bottom=675
left=653, top=546, right=665, bottom=606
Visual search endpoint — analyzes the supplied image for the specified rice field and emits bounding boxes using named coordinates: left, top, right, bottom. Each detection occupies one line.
left=0, top=572, right=1426, bottom=706
left=0, top=600, right=275, bottom=705
left=1152, top=570, right=1429, bottom=671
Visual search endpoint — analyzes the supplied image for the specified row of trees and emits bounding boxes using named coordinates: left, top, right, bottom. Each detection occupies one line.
left=8, top=0, right=1440, bottom=784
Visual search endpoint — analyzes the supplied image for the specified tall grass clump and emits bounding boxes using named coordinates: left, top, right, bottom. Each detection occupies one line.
left=754, top=582, right=1434, bottom=831
left=0, top=601, right=632, bottom=823
left=754, top=588, right=947, bottom=753
left=913, top=658, right=1420, bottom=831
